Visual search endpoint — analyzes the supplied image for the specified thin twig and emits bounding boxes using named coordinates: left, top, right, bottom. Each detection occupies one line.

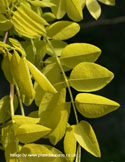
left=80, top=16, right=125, bottom=29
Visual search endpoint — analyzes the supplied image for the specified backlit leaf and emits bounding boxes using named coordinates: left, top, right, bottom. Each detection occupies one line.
left=66, top=0, right=83, bottom=21
left=42, top=12, right=56, bottom=22
left=15, top=124, right=51, bottom=143
left=64, top=125, right=76, bottom=162
left=69, top=62, right=114, bottom=92
left=51, top=0, right=66, bottom=19
left=26, top=60, right=57, bottom=93
left=28, top=111, right=38, bottom=118
left=61, top=43, right=101, bottom=68
left=74, top=120, right=101, bottom=157
left=86, top=0, right=101, bottom=19
left=29, top=0, right=55, bottom=7
left=98, top=0, right=115, bottom=6
left=75, top=93, right=120, bottom=118
left=47, top=21, right=80, bottom=40
left=0, top=14, right=12, bottom=31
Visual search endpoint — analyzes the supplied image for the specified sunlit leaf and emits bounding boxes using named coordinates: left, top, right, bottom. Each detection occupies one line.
left=26, top=60, right=57, bottom=93
left=28, top=111, right=38, bottom=118
left=75, top=93, right=120, bottom=118
left=61, top=43, right=101, bottom=68
left=29, top=0, right=55, bottom=7
left=15, top=124, right=51, bottom=143
left=74, top=120, right=101, bottom=157
left=47, top=21, right=80, bottom=40
left=12, top=3, right=47, bottom=38
left=98, top=0, right=115, bottom=6
left=86, top=0, right=101, bottom=19
left=64, top=125, right=76, bottom=162
left=66, top=0, right=83, bottom=21
left=51, top=0, right=66, bottom=19
left=69, top=62, right=114, bottom=92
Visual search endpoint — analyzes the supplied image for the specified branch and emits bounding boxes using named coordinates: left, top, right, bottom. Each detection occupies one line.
left=80, top=16, right=125, bottom=29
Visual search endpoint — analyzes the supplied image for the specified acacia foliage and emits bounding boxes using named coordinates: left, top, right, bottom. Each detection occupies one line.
left=0, top=0, right=119, bottom=162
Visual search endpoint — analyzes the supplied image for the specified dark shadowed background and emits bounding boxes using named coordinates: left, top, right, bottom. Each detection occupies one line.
left=0, top=0, right=125, bottom=161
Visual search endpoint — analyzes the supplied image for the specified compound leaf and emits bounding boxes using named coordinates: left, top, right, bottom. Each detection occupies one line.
left=74, top=120, right=101, bottom=157
left=69, top=62, right=114, bottom=92
left=75, top=93, right=120, bottom=118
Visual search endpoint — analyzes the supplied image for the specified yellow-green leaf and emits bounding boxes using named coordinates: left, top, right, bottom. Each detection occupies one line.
left=42, top=12, right=56, bottom=22
left=47, top=40, right=67, bottom=56
left=28, top=111, right=38, bottom=118
left=86, top=0, right=101, bottom=19
left=98, top=0, right=115, bottom=6
left=12, top=115, right=40, bottom=126
left=19, top=144, right=68, bottom=162
left=66, top=0, right=83, bottom=22
left=75, top=93, right=120, bottom=118
left=15, top=124, right=51, bottom=143
left=64, top=125, right=76, bottom=162
left=74, top=120, right=101, bottom=157
left=12, top=3, right=47, bottom=38
left=26, top=60, right=57, bottom=93
left=1, top=53, right=14, bottom=83
left=11, top=53, right=35, bottom=100
left=51, top=0, right=66, bottom=19
left=0, top=95, right=18, bottom=123
left=61, top=43, right=101, bottom=68
left=29, top=0, right=55, bottom=7
left=47, top=21, right=80, bottom=40
left=69, top=62, right=114, bottom=92
left=0, top=14, right=12, bottom=31
left=80, top=0, right=86, bottom=8
left=48, top=102, right=71, bottom=145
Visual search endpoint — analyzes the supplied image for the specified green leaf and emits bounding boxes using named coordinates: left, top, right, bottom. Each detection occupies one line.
left=51, top=0, right=66, bottom=19
left=86, top=0, right=101, bottom=20
left=74, top=120, right=101, bottom=157
left=69, top=62, right=114, bottom=92
left=47, top=40, right=67, bottom=56
left=19, top=144, right=68, bottom=162
left=98, top=0, right=115, bottom=6
left=64, top=125, right=76, bottom=162
left=12, top=115, right=40, bottom=126
left=15, top=124, right=51, bottom=143
left=0, top=14, right=12, bottom=31
left=42, top=12, right=56, bottom=22
left=47, top=21, right=80, bottom=40
left=1, top=53, right=14, bottom=84
left=28, top=111, right=38, bottom=118
left=48, top=102, right=71, bottom=145
left=0, top=95, right=18, bottom=123
left=12, top=3, right=47, bottom=38
left=80, top=0, right=86, bottom=8
left=66, top=0, right=83, bottom=22
left=11, top=53, right=35, bottom=100
left=60, top=43, right=101, bottom=68
left=75, top=93, right=120, bottom=118
left=26, top=60, right=57, bottom=93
